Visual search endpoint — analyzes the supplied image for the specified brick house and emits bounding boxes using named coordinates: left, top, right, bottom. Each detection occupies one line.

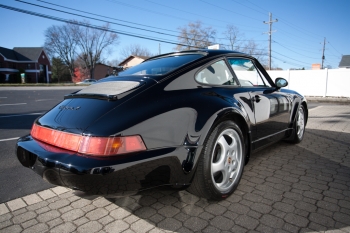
left=0, top=47, right=51, bottom=83
left=74, top=63, right=114, bottom=82
left=94, top=63, right=114, bottom=79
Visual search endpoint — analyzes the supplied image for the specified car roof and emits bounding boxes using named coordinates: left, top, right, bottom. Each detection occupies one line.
left=144, top=49, right=249, bottom=62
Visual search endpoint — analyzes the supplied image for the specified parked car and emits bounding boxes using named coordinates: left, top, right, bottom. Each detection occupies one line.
left=76, top=79, right=97, bottom=84
left=16, top=50, right=308, bottom=200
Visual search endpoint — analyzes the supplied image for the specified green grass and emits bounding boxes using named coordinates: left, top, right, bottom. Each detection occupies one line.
left=0, top=83, right=88, bottom=87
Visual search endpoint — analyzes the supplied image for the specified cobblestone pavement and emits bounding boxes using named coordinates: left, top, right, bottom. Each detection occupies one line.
left=1, top=104, right=350, bottom=233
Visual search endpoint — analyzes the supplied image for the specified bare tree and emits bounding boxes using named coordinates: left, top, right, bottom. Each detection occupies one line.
left=241, top=40, right=267, bottom=63
left=120, top=44, right=153, bottom=61
left=222, top=25, right=244, bottom=51
left=106, top=58, right=121, bottom=67
left=175, top=21, right=216, bottom=51
left=44, top=23, right=77, bottom=77
left=72, top=21, right=119, bottom=79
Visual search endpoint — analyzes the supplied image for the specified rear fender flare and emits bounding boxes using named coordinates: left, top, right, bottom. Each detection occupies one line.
left=191, top=107, right=252, bottom=175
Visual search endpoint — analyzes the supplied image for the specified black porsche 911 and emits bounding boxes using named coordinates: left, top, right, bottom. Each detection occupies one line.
left=16, top=49, right=307, bottom=200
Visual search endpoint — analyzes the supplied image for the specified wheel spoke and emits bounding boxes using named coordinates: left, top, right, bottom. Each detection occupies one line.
left=297, top=108, right=305, bottom=138
left=217, top=135, right=231, bottom=153
left=218, top=169, right=229, bottom=187
left=211, top=157, right=225, bottom=174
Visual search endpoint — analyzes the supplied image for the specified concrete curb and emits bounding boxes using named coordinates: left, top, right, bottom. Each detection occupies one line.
left=306, top=96, right=350, bottom=103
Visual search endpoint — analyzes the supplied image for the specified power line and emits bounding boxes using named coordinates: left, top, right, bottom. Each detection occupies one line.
left=145, top=0, right=258, bottom=28
left=17, top=0, right=180, bottom=38
left=4, top=1, right=324, bottom=69
left=237, top=1, right=321, bottom=53
left=19, top=0, right=263, bottom=48
left=324, top=59, right=337, bottom=68
left=230, top=0, right=267, bottom=16
left=273, top=51, right=309, bottom=66
left=0, top=4, right=189, bottom=47
left=245, top=0, right=323, bottom=41
left=37, top=0, right=179, bottom=34
left=1, top=3, right=267, bottom=53
left=15, top=0, right=270, bottom=52
left=273, top=41, right=319, bottom=59
left=328, top=41, right=343, bottom=56
left=105, top=0, right=234, bottom=32
left=272, top=55, right=308, bottom=68
left=274, top=27, right=319, bottom=44
left=199, top=0, right=262, bottom=22
left=145, top=0, right=262, bottom=30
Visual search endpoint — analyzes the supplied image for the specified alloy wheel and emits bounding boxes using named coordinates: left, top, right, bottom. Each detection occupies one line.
left=211, top=128, right=243, bottom=192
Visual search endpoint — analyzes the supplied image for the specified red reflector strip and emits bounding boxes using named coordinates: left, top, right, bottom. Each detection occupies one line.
left=31, top=124, right=81, bottom=151
left=31, top=124, right=146, bottom=156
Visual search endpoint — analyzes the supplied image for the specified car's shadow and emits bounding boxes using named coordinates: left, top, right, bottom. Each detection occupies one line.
left=0, top=114, right=40, bottom=130
left=74, top=128, right=350, bottom=232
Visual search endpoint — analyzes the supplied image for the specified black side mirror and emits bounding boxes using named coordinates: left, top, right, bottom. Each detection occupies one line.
left=275, top=78, right=288, bottom=88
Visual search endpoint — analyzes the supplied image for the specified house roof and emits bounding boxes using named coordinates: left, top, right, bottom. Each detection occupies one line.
left=339, top=55, right=350, bottom=68
left=118, top=55, right=149, bottom=66
left=13, top=47, right=45, bottom=61
left=0, top=46, right=22, bottom=60
left=0, top=46, right=45, bottom=62
left=96, top=63, right=114, bottom=68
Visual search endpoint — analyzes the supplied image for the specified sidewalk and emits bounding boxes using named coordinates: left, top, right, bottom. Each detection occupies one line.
left=1, top=104, right=350, bottom=233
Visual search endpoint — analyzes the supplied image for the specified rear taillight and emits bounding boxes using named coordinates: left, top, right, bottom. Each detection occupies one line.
left=31, top=124, right=146, bottom=156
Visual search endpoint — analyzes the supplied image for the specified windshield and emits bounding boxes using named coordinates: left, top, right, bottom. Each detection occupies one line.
left=119, top=54, right=204, bottom=76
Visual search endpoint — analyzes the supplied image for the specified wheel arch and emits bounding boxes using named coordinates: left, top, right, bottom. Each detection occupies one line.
left=213, top=110, right=252, bottom=164
left=195, top=108, right=252, bottom=168
left=290, top=100, right=308, bottom=126
left=301, top=101, right=308, bottom=126
left=187, top=111, right=250, bottom=199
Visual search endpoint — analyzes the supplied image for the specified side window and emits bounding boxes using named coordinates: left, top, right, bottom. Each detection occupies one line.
left=195, top=60, right=237, bottom=86
left=227, top=58, right=271, bottom=87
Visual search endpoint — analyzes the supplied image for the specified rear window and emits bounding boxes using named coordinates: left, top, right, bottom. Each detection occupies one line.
left=119, top=54, right=203, bottom=76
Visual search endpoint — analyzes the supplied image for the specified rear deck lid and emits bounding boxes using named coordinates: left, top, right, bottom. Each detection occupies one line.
left=35, top=78, right=153, bottom=135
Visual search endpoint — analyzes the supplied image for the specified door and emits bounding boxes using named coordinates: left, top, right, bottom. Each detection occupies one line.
left=227, top=57, right=291, bottom=149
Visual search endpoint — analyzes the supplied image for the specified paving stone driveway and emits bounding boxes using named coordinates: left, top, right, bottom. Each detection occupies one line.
left=1, top=104, right=350, bottom=233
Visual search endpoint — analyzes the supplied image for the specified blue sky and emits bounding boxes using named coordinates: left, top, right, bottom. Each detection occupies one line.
left=0, top=0, right=348, bottom=70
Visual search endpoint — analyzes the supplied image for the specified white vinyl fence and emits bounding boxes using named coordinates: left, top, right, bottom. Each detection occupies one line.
left=267, top=69, right=350, bottom=97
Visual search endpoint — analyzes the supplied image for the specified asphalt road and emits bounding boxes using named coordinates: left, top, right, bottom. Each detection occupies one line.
left=0, top=87, right=82, bottom=203
left=0, top=87, right=327, bottom=203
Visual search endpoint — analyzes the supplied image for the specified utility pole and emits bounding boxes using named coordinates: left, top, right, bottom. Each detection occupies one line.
left=264, top=12, right=278, bottom=70
left=159, top=43, right=161, bottom=55
left=321, top=37, right=326, bottom=69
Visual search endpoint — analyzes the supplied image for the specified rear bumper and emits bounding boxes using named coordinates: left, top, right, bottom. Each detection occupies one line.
left=16, top=135, right=192, bottom=196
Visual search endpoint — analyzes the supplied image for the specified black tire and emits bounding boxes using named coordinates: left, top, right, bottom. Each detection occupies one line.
left=187, top=121, right=245, bottom=200
left=289, top=105, right=306, bottom=144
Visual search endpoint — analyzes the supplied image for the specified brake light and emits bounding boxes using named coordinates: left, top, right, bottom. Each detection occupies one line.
left=31, top=124, right=146, bottom=156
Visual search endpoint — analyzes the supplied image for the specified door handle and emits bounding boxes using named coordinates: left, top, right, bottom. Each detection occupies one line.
left=252, top=95, right=261, bottom=103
